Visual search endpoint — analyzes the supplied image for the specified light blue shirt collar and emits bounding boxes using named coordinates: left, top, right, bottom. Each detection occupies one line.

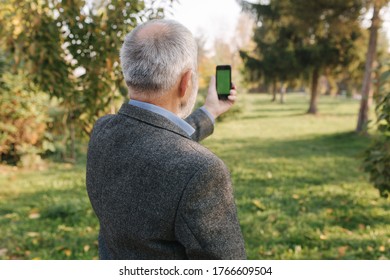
left=129, top=100, right=195, bottom=137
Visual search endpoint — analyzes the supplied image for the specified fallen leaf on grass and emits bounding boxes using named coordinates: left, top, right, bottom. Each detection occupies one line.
left=338, top=246, right=348, bottom=258
left=370, top=200, right=377, bottom=206
left=28, top=213, right=40, bottom=219
left=28, top=209, right=40, bottom=219
left=320, top=234, right=327, bottom=240
left=341, top=228, right=353, bottom=235
left=57, top=225, right=73, bottom=232
left=252, top=199, right=266, bottom=211
left=292, top=194, right=299, bottom=200
left=84, top=245, right=90, bottom=252
left=64, top=249, right=72, bottom=257
left=325, top=208, right=333, bottom=214
left=4, top=213, right=19, bottom=220
left=85, top=227, right=93, bottom=233
left=27, top=232, right=39, bottom=237
left=266, top=171, right=273, bottom=179
left=379, top=246, right=386, bottom=252
left=259, top=250, right=274, bottom=256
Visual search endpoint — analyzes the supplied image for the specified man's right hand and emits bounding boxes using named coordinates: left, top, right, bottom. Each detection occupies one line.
left=204, top=76, right=237, bottom=120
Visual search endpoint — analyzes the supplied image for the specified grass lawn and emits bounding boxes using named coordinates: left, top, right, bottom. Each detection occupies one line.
left=0, top=93, right=389, bottom=260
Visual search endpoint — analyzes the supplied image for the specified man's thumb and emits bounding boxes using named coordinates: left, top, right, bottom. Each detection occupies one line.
left=209, top=76, right=216, bottom=92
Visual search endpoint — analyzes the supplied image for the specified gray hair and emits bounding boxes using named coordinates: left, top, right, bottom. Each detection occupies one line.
left=120, top=19, right=198, bottom=96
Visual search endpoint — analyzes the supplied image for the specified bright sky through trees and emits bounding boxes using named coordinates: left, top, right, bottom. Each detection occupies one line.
left=165, top=0, right=242, bottom=50
left=166, top=0, right=390, bottom=51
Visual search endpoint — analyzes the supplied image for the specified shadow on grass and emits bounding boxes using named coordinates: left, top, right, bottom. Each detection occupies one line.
left=204, top=132, right=372, bottom=197
left=244, top=95, right=359, bottom=117
left=0, top=184, right=91, bottom=220
left=214, top=131, right=369, bottom=160
left=0, top=184, right=99, bottom=259
left=297, top=192, right=390, bottom=230
left=242, top=112, right=306, bottom=120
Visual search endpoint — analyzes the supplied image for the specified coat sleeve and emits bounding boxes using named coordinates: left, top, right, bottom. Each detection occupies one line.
left=174, top=158, right=247, bottom=260
left=184, top=108, right=214, bottom=142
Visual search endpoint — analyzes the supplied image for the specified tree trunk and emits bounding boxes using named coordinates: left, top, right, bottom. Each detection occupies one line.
left=356, top=1, right=381, bottom=133
left=280, top=81, right=286, bottom=104
left=373, top=61, right=380, bottom=102
left=271, top=80, right=277, bottom=102
left=69, top=110, right=76, bottom=163
left=61, top=111, right=68, bottom=160
left=307, top=67, right=320, bottom=114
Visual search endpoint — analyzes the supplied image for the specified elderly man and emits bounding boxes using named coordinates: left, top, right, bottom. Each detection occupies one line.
left=86, top=19, right=246, bottom=260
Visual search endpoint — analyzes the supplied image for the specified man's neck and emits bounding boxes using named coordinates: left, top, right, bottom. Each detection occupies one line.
left=130, top=94, right=179, bottom=116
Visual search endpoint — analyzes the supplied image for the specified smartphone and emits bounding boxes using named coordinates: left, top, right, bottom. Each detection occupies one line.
left=216, top=65, right=232, bottom=100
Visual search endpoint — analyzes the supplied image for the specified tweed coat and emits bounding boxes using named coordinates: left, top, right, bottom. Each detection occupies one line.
left=86, top=102, right=246, bottom=259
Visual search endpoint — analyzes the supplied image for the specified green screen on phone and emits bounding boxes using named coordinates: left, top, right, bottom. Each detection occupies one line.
left=217, top=69, right=231, bottom=95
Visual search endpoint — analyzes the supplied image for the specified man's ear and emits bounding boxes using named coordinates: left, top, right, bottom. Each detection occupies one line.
left=179, top=70, right=192, bottom=98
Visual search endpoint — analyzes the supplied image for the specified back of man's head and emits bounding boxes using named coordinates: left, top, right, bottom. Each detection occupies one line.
left=120, top=19, right=198, bottom=97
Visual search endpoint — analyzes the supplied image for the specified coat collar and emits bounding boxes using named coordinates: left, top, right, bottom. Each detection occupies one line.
left=118, top=103, right=192, bottom=140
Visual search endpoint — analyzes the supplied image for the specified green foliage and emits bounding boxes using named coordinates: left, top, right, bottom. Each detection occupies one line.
left=1, top=94, right=388, bottom=260
left=54, top=0, right=152, bottom=134
left=0, top=0, right=174, bottom=163
left=363, top=139, right=390, bottom=198
left=0, top=63, right=53, bottom=166
left=0, top=1, right=173, bottom=124
left=363, top=64, right=390, bottom=198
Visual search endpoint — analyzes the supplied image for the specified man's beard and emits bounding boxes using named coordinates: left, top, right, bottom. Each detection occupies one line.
left=178, top=75, right=198, bottom=118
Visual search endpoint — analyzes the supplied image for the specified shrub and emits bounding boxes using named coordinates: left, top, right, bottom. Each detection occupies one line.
left=0, top=71, right=54, bottom=167
left=363, top=65, right=390, bottom=198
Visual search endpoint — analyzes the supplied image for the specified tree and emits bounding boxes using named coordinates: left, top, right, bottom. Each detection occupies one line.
left=240, top=0, right=300, bottom=102
left=0, top=0, right=173, bottom=162
left=239, top=0, right=364, bottom=113
left=356, top=0, right=389, bottom=133
left=291, top=0, right=364, bottom=113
